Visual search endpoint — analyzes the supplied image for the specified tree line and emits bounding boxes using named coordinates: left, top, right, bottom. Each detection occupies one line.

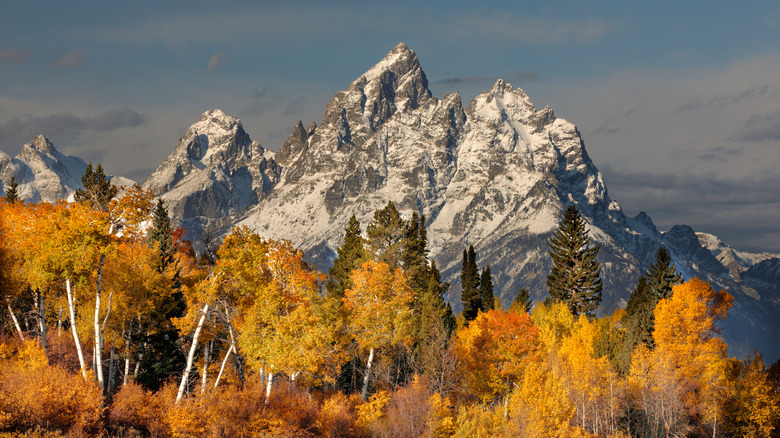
left=0, top=167, right=778, bottom=437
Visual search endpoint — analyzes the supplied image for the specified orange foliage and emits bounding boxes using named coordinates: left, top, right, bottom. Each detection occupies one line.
left=0, top=340, right=102, bottom=436
left=453, top=307, right=539, bottom=403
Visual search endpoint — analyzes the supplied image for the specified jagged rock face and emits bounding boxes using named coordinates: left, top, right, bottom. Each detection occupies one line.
left=144, top=43, right=780, bottom=361
left=0, top=135, right=87, bottom=202
left=142, top=109, right=281, bottom=238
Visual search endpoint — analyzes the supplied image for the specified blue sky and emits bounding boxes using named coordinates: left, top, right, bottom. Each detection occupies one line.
left=2, top=1, right=780, bottom=253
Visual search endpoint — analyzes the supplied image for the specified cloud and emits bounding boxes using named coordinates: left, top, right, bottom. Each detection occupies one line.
left=242, top=87, right=276, bottom=117
left=207, top=51, right=225, bottom=72
left=441, top=15, right=613, bottom=45
left=0, top=108, right=148, bottom=148
left=600, top=165, right=780, bottom=252
left=53, top=51, right=85, bottom=69
left=0, top=48, right=31, bottom=65
left=736, top=108, right=780, bottom=142
left=434, top=71, right=539, bottom=87
left=677, top=85, right=773, bottom=113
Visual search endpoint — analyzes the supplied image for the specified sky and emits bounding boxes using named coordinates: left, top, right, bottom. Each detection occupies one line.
left=1, top=1, right=780, bottom=254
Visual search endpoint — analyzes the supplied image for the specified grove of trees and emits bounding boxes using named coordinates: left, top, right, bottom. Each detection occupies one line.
left=0, top=178, right=778, bottom=437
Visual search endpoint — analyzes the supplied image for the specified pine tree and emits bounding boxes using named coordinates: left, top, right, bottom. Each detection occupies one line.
left=326, top=215, right=368, bottom=300
left=460, top=245, right=480, bottom=322
left=74, top=162, right=118, bottom=212
left=646, top=247, right=682, bottom=300
left=3, top=177, right=19, bottom=203
left=546, top=205, right=603, bottom=318
left=479, top=265, right=495, bottom=311
left=512, top=288, right=533, bottom=313
left=148, top=199, right=175, bottom=273
left=366, top=201, right=406, bottom=268
left=403, top=212, right=430, bottom=293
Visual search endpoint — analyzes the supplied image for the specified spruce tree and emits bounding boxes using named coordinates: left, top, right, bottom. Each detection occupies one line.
left=479, top=265, right=495, bottom=311
left=546, top=205, right=603, bottom=318
left=74, top=162, right=118, bottom=212
left=512, top=288, right=533, bottom=313
left=403, top=212, right=430, bottom=293
left=148, top=199, right=176, bottom=273
left=3, top=177, right=19, bottom=203
left=460, top=245, right=481, bottom=322
left=366, top=201, right=406, bottom=268
left=326, top=215, right=367, bottom=300
left=647, top=247, right=682, bottom=300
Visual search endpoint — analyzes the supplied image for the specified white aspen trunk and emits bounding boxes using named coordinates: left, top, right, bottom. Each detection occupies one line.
left=94, top=254, right=105, bottom=391
left=107, top=345, right=116, bottom=402
left=265, top=371, right=274, bottom=404
left=6, top=299, right=25, bottom=340
left=290, top=371, right=298, bottom=392
left=201, top=341, right=210, bottom=394
left=361, top=348, right=375, bottom=400
left=39, top=291, right=48, bottom=357
left=124, top=356, right=131, bottom=385
left=175, top=303, right=209, bottom=404
left=213, top=343, right=235, bottom=391
left=66, top=279, right=88, bottom=379
left=57, top=305, right=62, bottom=336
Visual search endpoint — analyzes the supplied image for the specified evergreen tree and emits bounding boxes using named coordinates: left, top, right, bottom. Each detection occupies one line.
left=512, top=288, right=533, bottom=313
left=148, top=199, right=176, bottom=273
left=3, top=177, right=19, bottom=203
left=647, top=247, right=683, bottom=300
left=403, top=212, right=430, bottom=293
left=479, top=265, right=495, bottom=311
left=74, top=162, right=118, bottom=212
left=546, top=205, right=603, bottom=318
left=460, top=245, right=480, bottom=322
left=620, top=275, right=658, bottom=365
left=366, top=201, right=406, bottom=268
left=326, top=215, right=368, bottom=300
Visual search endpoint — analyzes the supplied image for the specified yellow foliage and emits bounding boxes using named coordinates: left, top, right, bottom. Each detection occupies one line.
left=508, top=361, right=576, bottom=437
left=452, top=404, right=510, bottom=438
left=722, top=353, right=780, bottom=438
left=356, top=390, right=391, bottom=429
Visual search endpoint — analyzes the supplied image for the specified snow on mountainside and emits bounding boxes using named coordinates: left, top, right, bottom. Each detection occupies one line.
left=6, top=43, right=777, bottom=361
left=0, top=135, right=88, bottom=202
left=0, top=135, right=136, bottom=203
left=142, top=109, right=280, bottom=234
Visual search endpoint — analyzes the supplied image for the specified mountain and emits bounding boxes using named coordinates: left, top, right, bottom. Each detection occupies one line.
left=0, top=135, right=134, bottom=202
left=4, top=44, right=777, bottom=362
left=142, top=109, right=280, bottom=236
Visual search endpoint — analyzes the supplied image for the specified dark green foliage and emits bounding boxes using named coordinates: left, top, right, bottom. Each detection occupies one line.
left=326, top=215, right=367, bottom=300
left=3, top=176, right=19, bottom=203
left=479, top=265, right=494, bottom=311
left=616, top=275, right=658, bottom=373
left=148, top=199, right=176, bottom=273
left=366, top=201, right=406, bottom=268
left=647, top=247, right=683, bottom=300
left=546, top=205, right=603, bottom=318
left=74, top=162, right=118, bottom=212
left=460, top=245, right=480, bottom=322
left=403, top=212, right=430, bottom=293
left=512, top=288, right=533, bottom=313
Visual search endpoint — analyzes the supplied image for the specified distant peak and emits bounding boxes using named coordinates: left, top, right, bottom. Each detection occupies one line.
left=361, top=42, right=422, bottom=83
left=27, top=135, right=55, bottom=155
left=199, top=109, right=236, bottom=124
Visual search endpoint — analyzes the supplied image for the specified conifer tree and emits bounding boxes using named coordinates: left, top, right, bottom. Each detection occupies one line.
left=646, top=247, right=682, bottom=300
left=512, top=288, right=533, bottom=313
left=366, top=201, right=406, bottom=268
left=546, top=205, right=602, bottom=318
left=460, top=245, right=480, bottom=322
left=148, top=199, right=176, bottom=273
left=74, top=162, right=118, bottom=212
left=479, top=265, right=495, bottom=311
left=3, top=176, right=19, bottom=203
left=326, top=215, right=367, bottom=300
left=403, top=212, right=430, bottom=293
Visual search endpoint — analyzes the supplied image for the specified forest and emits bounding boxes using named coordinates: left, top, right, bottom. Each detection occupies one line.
left=0, top=168, right=778, bottom=438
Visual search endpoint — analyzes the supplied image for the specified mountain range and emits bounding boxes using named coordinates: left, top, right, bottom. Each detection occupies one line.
left=2, top=43, right=778, bottom=362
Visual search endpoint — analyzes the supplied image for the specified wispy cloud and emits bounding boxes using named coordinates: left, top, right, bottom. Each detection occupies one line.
left=0, top=108, right=148, bottom=148
left=737, top=108, right=780, bottom=142
left=53, top=51, right=85, bottom=69
left=677, top=85, right=774, bottom=113
left=0, top=48, right=31, bottom=65
left=438, top=15, right=613, bottom=45
left=207, top=51, right=225, bottom=72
